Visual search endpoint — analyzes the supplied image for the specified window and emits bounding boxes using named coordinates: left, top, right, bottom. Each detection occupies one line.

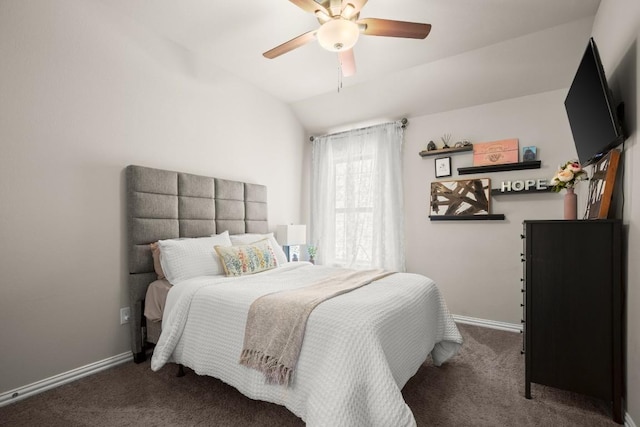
left=311, top=122, right=405, bottom=271
left=334, top=157, right=374, bottom=266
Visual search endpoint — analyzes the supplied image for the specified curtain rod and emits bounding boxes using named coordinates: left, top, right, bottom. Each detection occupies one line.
left=309, top=118, right=408, bottom=142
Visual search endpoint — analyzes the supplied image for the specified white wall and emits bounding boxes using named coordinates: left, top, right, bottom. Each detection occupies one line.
left=0, top=0, right=305, bottom=393
left=592, top=0, right=640, bottom=423
left=402, top=90, right=579, bottom=323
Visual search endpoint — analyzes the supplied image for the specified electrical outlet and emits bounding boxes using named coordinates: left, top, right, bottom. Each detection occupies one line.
left=120, top=307, right=131, bottom=325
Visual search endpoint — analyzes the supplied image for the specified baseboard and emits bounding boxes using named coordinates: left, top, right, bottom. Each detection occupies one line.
left=0, top=352, right=132, bottom=407
left=626, top=411, right=637, bottom=427
left=453, top=314, right=523, bottom=333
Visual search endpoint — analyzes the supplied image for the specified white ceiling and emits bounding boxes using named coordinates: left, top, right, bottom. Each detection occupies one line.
left=102, top=0, right=601, bottom=133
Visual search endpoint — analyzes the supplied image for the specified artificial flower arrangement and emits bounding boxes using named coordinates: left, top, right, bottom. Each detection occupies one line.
left=550, top=160, right=587, bottom=192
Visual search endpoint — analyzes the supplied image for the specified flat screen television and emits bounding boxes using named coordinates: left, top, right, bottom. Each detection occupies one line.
left=564, top=37, right=624, bottom=166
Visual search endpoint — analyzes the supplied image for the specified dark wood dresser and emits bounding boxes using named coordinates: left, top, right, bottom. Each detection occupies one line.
left=522, top=219, right=623, bottom=424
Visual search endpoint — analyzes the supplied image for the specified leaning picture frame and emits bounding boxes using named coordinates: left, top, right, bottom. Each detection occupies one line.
left=522, top=146, right=537, bottom=161
left=435, top=157, right=452, bottom=178
left=585, top=149, right=621, bottom=219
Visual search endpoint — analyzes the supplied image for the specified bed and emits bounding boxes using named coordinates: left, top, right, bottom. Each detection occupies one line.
left=126, top=164, right=271, bottom=358
left=126, top=164, right=463, bottom=426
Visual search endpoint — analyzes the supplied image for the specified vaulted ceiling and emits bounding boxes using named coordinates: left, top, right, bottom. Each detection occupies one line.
left=103, top=0, right=601, bottom=133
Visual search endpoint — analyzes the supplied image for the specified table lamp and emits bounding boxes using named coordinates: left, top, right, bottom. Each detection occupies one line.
left=276, top=225, right=307, bottom=262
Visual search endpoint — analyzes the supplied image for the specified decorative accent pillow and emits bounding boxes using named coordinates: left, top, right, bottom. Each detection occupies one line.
left=215, top=239, right=278, bottom=277
left=229, top=233, right=288, bottom=265
left=149, top=242, right=166, bottom=280
left=158, top=231, right=232, bottom=284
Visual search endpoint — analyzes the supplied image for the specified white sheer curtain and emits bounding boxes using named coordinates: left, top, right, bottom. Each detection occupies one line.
left=310, top=122, right=405, bottom=271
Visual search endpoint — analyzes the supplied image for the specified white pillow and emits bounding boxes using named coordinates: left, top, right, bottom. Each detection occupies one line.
left=158, top=231, right=232, bottom=284
left=229, top=232, right=287, bottom=265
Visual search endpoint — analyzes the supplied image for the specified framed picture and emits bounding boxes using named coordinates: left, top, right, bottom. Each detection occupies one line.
left=435, top=157, right=452, bottom=178
left=585, top=149, right=621, bottom=219
left=430, top=178, right=491, bottom=216
left=473, top=138, right=519, bottom=166
left=522, top=146, right=537, bottom=161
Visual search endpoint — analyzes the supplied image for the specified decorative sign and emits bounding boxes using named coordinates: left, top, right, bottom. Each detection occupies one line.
left=473, top=138, right=519, bottom=166
left=499, top=179, right=548, bottom=193
left=430, top=178, right=491, bottom=216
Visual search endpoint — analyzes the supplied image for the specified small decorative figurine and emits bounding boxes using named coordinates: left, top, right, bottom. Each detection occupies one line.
left=427, top=140, right=437, bottom=151
left=454, top=139, right=472, bottom=148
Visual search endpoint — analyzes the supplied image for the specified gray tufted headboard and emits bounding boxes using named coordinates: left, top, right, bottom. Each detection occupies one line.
left=126, top=165, right=268, bottom=362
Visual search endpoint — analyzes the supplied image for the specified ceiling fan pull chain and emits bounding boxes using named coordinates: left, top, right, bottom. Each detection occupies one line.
left=337, top=60, right=343, bottom=93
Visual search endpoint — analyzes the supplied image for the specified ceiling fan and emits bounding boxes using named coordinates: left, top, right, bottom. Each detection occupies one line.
left=263, top=0, right=431, bottom=77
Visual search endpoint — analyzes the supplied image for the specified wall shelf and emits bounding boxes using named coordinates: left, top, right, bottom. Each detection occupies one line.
left=429, top=214, right=505, bottom=221
left=419, top=146, right=473, bottom=157
left=458, top=160, right=541, bottom=175
left=491, top=187, right=554, bottom=196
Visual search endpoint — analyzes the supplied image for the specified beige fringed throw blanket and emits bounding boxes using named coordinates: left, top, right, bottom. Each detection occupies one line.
left=239, top=268, right=393, bottom=386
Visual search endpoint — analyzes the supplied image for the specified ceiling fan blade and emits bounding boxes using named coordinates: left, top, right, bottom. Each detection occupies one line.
left=358, top=18, right=431, bottom=39
left=339, top=49, right=356, bottom=77
left=289, top=0, right=329, bottom=16
left=263, top=30, right=317, bottom=59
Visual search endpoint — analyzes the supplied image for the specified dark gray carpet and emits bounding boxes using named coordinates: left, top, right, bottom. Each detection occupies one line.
left=0, top=324, right=620, bottom=426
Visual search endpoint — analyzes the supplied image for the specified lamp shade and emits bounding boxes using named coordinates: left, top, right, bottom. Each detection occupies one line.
left=316, top=18, right=360, bottom=52
left=276, top=225, right=307, bottom=246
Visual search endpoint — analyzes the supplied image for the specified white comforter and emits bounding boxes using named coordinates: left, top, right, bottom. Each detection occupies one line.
left=151, top=262, right=463, bottom=427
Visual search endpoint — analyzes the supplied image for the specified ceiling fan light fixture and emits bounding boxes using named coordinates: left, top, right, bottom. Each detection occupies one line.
left=314, top=9, right=331, bottom=23
left=342, top=3, right=356, bottom=20
left=317, top=18, right=360, bottom=52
